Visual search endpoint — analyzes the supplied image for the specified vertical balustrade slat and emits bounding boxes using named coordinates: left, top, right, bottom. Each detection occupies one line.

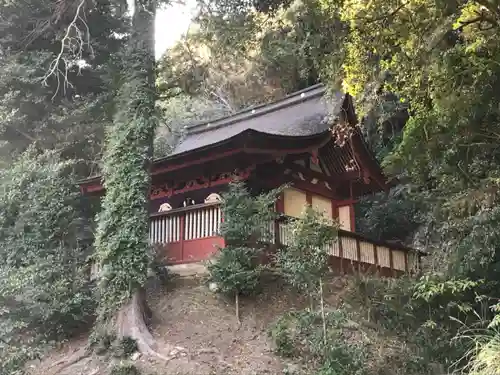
left=162, top=216, right=166, bottom=243
left=176, top=215, right=179, bottom=242
left=213, top=207, right=216, bottom=236
left=193, top=211, right=197, bottom=239
left=154, top=217, right=158, bottom=243
left=202, top=208, right=206, bottom=237
left=210, top=207, right=214, bottom=236
left=195, top=210, right=199, bottom=239
left=216, top=206, right=221, bottom=234
left=199, top=209, right=203, bottom=238
left=193, top=211, right=196, bottom=240
left=206, top=208, right=209, bottom=237
left=168, top=216, right=172, bottom=242
left=168, top=215, right=173, bottom=242
left=191, top=211, right=195, bottom=239
left=189, top=212, right=193, bottom=240
left=172, top=216, right=176, bottom=242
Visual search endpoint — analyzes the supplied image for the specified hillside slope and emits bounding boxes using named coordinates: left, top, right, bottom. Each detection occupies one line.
left=32, top=275, right=349, bottom=375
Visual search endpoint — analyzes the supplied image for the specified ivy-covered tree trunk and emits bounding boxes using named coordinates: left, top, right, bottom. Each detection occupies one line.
left=94, top=0, right=160, bottom=356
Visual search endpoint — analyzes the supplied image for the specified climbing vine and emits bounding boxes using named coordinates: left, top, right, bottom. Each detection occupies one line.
left=94, top=0, right=157, bottom=319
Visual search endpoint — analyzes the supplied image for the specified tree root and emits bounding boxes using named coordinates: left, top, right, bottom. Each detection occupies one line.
left=47, top=348, right=89, bottom=375
left=45, top=289, right=183, bottom=375
left=115, top=288, right=180, bottom=362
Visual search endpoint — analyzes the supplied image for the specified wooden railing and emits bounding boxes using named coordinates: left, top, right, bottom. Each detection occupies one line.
left=275, top=219, right=419, bottom=275
left=150, top=202, right=222, bottom=245
left=149, top=202, right=421, bottom=273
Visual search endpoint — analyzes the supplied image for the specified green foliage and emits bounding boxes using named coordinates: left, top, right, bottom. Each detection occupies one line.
left=346, top=273, right=491, bottom=373
left=89, top=329, right=117, bottom=355
left=157, top=0, right=345, bottom=110
left=462, top=329, right=500, bottom=375
left=208, top=182, right=283, bottom=298
left=154, top=95, right=230, bottom=158
left=334, top=0, right=500, bottom=279
left=149, top=246, right=170, bottom=284
left=111, top=337, right=139, bottom=358
left=208, top=246, right=264, bottom=296
left=270, top=309, right=367, bottom=375
left=276, top=206, right=337, bottom=294
left=219, top=181, right=283, bottom=246
left=0, top=149, right=94, bottom=374
left=0, top=345, right=42, bottom=375
left=356, top=185, right=424, bottom=243
left=110, top=362, right=141, bottom=375
left=0, top=0, right=125, bottom=169
left=94, top=0, right=157, bottom=318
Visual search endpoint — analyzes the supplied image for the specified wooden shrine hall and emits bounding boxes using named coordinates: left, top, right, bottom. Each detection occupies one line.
left=80, top=84, right=421, bottom=276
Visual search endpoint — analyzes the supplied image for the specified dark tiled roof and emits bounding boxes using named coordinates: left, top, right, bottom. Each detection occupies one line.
left=172, top=84, right=346, bottom=155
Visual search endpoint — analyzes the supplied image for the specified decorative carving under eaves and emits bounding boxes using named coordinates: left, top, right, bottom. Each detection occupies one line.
left=150, top=166, right=255, bottom=200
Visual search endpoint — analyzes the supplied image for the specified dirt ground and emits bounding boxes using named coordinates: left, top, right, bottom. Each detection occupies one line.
left=32, top=274, right=349, bottom=375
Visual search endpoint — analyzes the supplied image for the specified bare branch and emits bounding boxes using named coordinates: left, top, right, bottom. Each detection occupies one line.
left=41, top=0, right=93, bottom=100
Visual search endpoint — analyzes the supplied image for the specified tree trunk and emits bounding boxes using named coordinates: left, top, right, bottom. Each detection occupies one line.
left=94, top=0, right=160, bottom=357
left=235, top=292, right=240, bottom=324
left=319, top=277, right=327, bottom=347
left=116, top=289, right=173, bottom=359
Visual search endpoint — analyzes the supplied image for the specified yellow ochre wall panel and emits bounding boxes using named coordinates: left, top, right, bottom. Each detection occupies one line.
left=338, top=205, right=352, bottom=231
left=312, top=195, right=333, bottom=219
left=283, top=188, right=307, bottom=218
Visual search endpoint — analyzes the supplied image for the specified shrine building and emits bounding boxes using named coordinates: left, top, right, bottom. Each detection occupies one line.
left=80, top=84, right=421, bottom=276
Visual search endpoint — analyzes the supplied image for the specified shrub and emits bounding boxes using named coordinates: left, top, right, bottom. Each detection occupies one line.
left=112, top=337, right=139, bottom=358
left=208, top=246, right=264, bottom=297
left=208, top=181, right=283, bottom=321
left=275, top=206, right=338, bottom=298
left=275, top=206, right=338, bottom=347
left=0, top=150, right=94, bottom=374
left=109, top=362, right=141, bottom=375
left=269, top=309, right=367, bottom=375
left=462, top=329, right=500, bottom=375
left=149, top=245, right=169, bottom=284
